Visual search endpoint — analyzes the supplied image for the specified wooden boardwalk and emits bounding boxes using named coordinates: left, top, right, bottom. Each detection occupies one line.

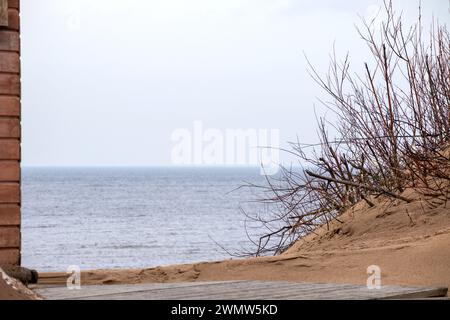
left=34, top=281, right=448, bottom=300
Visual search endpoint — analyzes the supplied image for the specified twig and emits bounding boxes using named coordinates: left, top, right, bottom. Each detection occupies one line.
left=305, top=170, right=413, bottom=202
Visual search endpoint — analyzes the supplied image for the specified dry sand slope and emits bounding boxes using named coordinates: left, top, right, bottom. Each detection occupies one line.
left=0, top=268, right=42, bottom=300
left=39, top=191, right=450, bottom=294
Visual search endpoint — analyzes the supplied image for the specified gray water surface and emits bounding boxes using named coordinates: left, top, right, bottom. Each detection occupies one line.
left=22, top=167, right=266, bottom=272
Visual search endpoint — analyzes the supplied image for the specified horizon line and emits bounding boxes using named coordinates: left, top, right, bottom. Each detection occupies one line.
left=21, top=164, right=304, bottom=169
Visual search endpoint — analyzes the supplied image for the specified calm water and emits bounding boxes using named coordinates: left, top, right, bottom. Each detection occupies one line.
left=21, top=167, right=266, bottom=272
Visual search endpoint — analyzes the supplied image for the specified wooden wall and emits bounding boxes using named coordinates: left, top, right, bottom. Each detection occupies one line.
left=0, top=0, right=21, bottom=266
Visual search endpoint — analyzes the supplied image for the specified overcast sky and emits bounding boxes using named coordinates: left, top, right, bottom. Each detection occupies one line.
left=21, top=0, right=448, bottom=166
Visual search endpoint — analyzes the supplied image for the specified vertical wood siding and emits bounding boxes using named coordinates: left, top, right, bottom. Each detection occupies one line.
left=0, top=0, right=20, bottom=266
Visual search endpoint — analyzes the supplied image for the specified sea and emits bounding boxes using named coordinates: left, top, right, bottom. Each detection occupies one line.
left=21, top=167, right=268, bottom=272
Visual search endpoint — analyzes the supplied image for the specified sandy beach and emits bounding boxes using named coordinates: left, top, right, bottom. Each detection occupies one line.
left=36, top=191, right=450, bottom=295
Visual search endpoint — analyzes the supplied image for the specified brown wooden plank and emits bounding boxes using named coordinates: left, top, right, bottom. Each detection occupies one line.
left=7, top=9, right=19, bottom=31
left=0, top=96, right=20, bottom=116
left=0, top=204, right=20, bottom=225
left=0, top=139, right=20, bottom=159
left=0, top=226, right=20, bottom=247
left=0, top=182, right=20, bottom=203
left=0, top=118, right=20, bottom=138
left=0, top=74, right=20, bottom=95
left=0, top=0, right=19, bottom=269
left=0, top=0, right=8, bottom=27
left=0, top=31, right=20, bottom=52
left=0, top=248, right=19, bottom=265
left=0, top=161, right=19, bottom=181
left=0, top=52, right=19, bottom=73
left=8, top=0, right=19, bottom=10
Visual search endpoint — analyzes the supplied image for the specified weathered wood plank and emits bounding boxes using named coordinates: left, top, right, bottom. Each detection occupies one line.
left=0, top=204, right=20, bottom=225
left=380, top=288, right=449, bottom=300
left=138, top=282, right=342, bottom=300
left=0, top=139, right=20, bottom=159
left=253, top=284, right=413, bottom=300
left=0, top=52, right=20, bottom=73
left=199, top=283, right=354, bottom=300
left=0, top=0, right=20, bottom=268
left=34, top=281, right=449, bottom=301
left=79, top=284, right=447, bottom=300
left=0, top=118, right=20, bottom=138
left=0, top=161, right=20, bottom=181
left=0, top=226, right=20, bottom=247
left=8, top=0, right=19, bottom=10
left=126, top=282, right=359, bottom=300
left=34, top=281, right=246, bottom=300
left=0, top=182, right=20, bottom=203
left=0, top=0, right=8, bottom=27
left=0, top=96, right=20, bottom=116
left=0, top=31, right=20, bottom=52
left=0, top=74, right=20, bottom=95
left=0, top=248, right=19, bottom=265
left=6, top=9, right=19, bottom=31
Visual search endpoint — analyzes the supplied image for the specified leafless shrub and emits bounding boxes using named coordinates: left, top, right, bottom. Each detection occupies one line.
left=243, top=1, right=450, bottom=256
